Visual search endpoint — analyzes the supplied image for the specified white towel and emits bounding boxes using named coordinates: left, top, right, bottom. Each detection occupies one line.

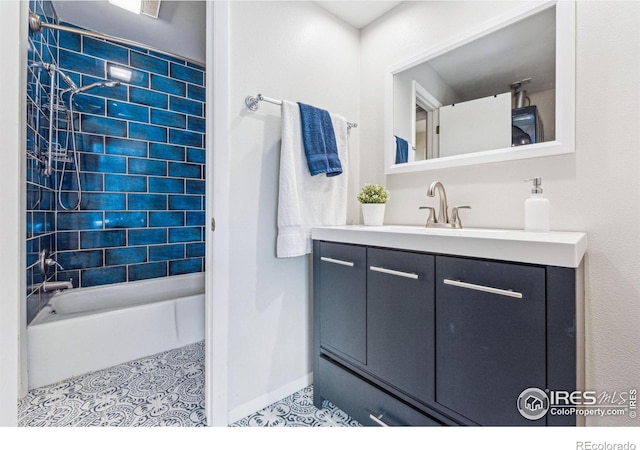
left=277, top=100, right=348, bottom=258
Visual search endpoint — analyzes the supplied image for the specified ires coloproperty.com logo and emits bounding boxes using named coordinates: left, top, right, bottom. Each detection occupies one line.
left=517, top=387, right=638, bottom=420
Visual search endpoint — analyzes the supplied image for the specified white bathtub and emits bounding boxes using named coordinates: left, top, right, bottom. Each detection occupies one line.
left=27, top=272, right=205, bottom=389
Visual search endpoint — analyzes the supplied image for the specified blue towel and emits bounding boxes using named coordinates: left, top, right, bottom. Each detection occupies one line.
left=395, top=135, right=409, bottom=164
left=297, top=102, right=342, bottom=177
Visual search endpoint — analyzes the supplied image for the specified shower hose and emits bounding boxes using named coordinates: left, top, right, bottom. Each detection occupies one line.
left=58, top=91, right=82, bottom=211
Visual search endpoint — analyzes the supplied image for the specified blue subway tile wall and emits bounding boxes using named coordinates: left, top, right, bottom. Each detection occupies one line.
left=149, top=177, right=184, bottom=193
left=149, top=211, right=184, bottom=227
left=47, top=4, right=204, bottom=292
left=129, top=262, right=167, bottom=281
left=25, top=1, right=205, bottom=322
left=151, top=109, right=187, bottom=129
left=129, top=122, right=167, bottom=142
left=128, top=228, right=168, bottom=246
left=104, top=211, right=147, bottom=229
left=130, top=51, right=168, bottom=75
left=26, top=0, right=58, bottom=323
left=130, top=87, right=168, bottom=109
left=82, top=266, right=128, bottom=288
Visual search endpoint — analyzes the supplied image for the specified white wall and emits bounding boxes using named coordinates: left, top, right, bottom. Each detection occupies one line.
left=0, top=0, right=26, bottom=427
left=226, top=1, right=360, bottom=420
left=52, top=0, right=206, bottom=63
left=361, top=1, right=640, bottom=426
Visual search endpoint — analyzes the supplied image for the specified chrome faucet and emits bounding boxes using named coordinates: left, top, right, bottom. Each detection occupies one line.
left=427, top=181, right=449, bottom=224
left=43, top=280, right=73, bottom=292
left=419, top=181, right=471, bottom=228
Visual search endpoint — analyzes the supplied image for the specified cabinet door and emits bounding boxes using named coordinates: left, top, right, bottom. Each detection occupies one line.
left=435, top=256, right=546, bottom=426
left=367, top=248, right=435, bottom=404
left=318, top=242, right=367, bottom=365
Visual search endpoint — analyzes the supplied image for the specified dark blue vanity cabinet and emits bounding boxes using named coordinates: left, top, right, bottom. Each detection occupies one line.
left=313, top=240, right=580, bottom=427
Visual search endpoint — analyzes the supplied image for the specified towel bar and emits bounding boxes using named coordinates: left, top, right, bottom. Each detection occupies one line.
left=245, top=93, right=358, bottom=130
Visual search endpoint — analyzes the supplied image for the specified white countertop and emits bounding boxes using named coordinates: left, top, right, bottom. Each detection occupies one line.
left=312, top=225, right=587, bottom=268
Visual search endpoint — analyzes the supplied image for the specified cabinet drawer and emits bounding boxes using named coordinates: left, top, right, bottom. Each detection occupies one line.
left=318, top=356, right=440, bottom=426
left=318, top=242, right=367, bottom=365
left=435, top=256, right=546, bottom=426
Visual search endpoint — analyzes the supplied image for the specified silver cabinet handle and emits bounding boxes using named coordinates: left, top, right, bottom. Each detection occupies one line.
left=320, top=256, right=354, bottom=267
left=369, top=266, right=419, bottom=280
left=368, top=411, right=390, bottom=427
left=443, top=279, right=523, bottom=299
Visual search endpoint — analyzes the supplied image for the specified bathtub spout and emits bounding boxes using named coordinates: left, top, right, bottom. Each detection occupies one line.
left=43, top=280, right=73, bottom=292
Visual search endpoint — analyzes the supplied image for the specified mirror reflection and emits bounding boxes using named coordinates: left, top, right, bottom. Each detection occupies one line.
left=393, top=5, right=556, bottom=164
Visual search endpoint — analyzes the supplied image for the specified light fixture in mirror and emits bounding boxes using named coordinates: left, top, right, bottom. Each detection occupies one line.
left=385, top=1, right=575, bottom=174
left=109, top=0, right=142, bottom=15
left=108, top=0, right=162, bottom=18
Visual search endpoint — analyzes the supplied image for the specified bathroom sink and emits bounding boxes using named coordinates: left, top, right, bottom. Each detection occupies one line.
left=380, top=225, right=504, bottom=235
left=311, top=225, right=587, bottom=268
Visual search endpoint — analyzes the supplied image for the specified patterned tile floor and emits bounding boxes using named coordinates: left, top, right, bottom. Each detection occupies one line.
left=18, top=340, right=359, bottom=427
left=19, top=341, right=207, bottom=427
left=231, top=385, right=360, bottom=427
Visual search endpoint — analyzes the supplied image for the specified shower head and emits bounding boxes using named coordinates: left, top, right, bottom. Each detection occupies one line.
left=74, top=80, right=121, bottom=94
left=59, top=72, right=79, bottom=91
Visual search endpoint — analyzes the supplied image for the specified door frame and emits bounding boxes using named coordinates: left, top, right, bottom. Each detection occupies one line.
left=0, top=0, right=27, bottom=427
left=0, top=0, right=233, bottom=427
left=206, top=0, right=230, bottom=426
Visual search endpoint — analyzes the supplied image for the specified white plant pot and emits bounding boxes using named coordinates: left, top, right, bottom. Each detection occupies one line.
left=361, top=203, right=386, bottom=226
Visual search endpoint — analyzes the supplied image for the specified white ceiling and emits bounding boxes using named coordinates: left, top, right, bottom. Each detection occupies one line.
left=314, top=1, right=403, bottom=29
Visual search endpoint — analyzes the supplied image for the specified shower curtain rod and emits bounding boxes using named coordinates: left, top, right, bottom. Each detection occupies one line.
left=245, top=93, right=358, bottom=130
left=28, top=12, right=205, bottom=67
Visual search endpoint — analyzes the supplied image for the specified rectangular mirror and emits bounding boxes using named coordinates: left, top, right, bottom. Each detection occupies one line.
left=385, top=1, right=575, bottom=174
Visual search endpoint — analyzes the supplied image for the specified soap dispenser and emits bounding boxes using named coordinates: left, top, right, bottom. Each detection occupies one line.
left=524, top=177, right=550, bottom=232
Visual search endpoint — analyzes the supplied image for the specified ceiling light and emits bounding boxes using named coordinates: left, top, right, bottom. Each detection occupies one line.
left=108, top=0, right=142, bottom=15
left=108, top=0, right=161, bottom=18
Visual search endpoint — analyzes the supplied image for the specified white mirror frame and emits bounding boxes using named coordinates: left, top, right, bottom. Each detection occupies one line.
left=384, top=0, right=575, bottom=174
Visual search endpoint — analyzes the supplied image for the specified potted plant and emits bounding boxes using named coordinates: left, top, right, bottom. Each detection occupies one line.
left=357, top=183, right=389, bottom=226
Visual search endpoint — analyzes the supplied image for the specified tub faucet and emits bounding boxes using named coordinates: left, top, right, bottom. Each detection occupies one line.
left=420, top=181, right=471, bottom=228
left=43, top=280, right=73, bottom=292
